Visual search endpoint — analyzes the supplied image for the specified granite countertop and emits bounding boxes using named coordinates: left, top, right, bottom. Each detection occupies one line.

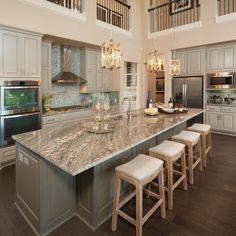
left=206, top=103, right=236, bottom=107
left=13, top=108, right=203, bottom=176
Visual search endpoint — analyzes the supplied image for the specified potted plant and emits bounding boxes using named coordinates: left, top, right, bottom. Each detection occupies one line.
left=42, top=94, right=53, bottom=112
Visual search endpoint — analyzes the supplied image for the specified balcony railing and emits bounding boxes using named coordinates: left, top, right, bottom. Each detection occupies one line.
left=218, top=0, right=236, bottom=16
left=46, top=0, right=83, bottom=13
left=97, top=0, right=131, bottom=31
left=148, top=0, right=200, bottom=33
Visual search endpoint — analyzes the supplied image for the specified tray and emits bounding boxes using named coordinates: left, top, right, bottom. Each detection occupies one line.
left=159, top=109, right=188, bottom=114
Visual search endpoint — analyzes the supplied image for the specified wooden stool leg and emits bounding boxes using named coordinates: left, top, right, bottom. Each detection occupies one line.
left=112, top=172, right=121, bottom=231
left=167, top=160, right=173, bottom=210
left=209, top=132, right=213, bottom=158
left=188, top=145, right=194, bottom=185
left=198, top=139, right=203, bottom=172
left=158, top=169, right=166, bottom=219
left=181, top=152, right=188, bottom=191
left=136, top=183, right=143, bottom=236
left=202, top=135, right=207, bottom=167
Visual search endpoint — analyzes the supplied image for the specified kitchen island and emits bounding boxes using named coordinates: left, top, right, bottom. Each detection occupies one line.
left=13, top=108, right=203, bottom=236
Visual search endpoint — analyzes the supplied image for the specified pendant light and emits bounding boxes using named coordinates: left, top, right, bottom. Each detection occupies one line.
left=101, top=0, right=121, bottom=70
left=147, top=0, right=165, bottom=72
left=169, top=1, right=180, bottom=76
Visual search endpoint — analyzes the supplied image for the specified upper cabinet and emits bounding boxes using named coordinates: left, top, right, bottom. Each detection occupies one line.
left=0, top=27, right=42, bottom=79
left=207, top=44, right=236, bottom=72
left=175, top=48, right=205, bottom=76
left=42, top=42, right=52, bottom=93
left=80, top=48, right=112, bottom=93
left=124, top=62, right=137, bottom=88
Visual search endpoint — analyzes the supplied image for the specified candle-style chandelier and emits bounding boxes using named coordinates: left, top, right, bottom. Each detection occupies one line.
left=101, top=0, right=121, bottom=70
left=147, top=50, right=164, bottom=72
left=147, top=0, right=165, bottom=72
left=169, top=1, right=180, bottom=76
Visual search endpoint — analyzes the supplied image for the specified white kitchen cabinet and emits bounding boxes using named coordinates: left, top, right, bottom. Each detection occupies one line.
left=0, top=27, right=42, bottom=78
left=207, top=45, right=236, bottom=72
left=175, top=48, right=205, bottom=75
left=206, top=105, right=236, bottom=133
left=124, top=62, right=138, bottom=88
left=0, top=145, right=16, bottom=169
left=175, top=51, right=187, bottom=75
left=80, top=49, right=112, bottom=92
left=42, top=42, right=52, bottom=93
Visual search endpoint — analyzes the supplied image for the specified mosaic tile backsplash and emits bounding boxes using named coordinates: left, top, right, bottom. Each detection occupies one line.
left=47, top=44, right=119, bottom=108
left=206, top=90, right=236, bottom=98
left=48, top=84, right=119, bottom=108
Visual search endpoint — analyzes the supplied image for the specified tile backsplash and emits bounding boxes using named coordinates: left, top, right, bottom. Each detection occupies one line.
left=51, top=44, right=80, bottom=78
left=47, top=44, right=119, bottom=108
left=206, top=90, right=236, bottom=99
left=48, top=84, right=119, bottom=108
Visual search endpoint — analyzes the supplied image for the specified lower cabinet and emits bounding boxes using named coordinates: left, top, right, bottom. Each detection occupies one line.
left=15, top=145, right=75, bottom=235
left=0, top=145, right=16, bottom=169
left=206, top=105, right=236, bottom=133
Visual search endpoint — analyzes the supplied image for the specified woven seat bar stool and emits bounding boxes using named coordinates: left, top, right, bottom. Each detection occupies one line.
left=172, top=130, right=202, bottom=185
left=111, top=154, right=166, bottom=236
left=149, top=140, right=187, bottom=210
left=188, top=123, right=212, bottom=167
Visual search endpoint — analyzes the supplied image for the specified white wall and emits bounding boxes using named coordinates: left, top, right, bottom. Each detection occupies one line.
left=1, top=0, right=236, bottom=108
left=143, top=0, right=236, bottom=104
left=0, top=0, right=143, bottom=107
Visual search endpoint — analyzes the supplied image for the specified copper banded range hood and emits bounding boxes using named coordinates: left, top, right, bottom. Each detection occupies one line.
left=52, top=46, right=86, bottom=85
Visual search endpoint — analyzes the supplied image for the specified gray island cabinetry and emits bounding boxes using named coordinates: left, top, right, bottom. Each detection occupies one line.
left=13, top=109, right=203, bottom=236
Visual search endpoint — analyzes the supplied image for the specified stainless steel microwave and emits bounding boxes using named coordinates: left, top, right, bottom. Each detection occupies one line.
left=207, top=72, right=236, bottom=89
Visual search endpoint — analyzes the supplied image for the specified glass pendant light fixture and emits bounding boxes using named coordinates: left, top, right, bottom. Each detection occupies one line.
left=101, top=0, right=121, bottom=70
left=169, top=1, right=180, bottom=76
left=147, top=0, right=165, bottom=72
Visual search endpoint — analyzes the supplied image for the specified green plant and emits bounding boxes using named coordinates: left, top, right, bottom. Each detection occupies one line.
left=42, top=95, right=53, bottom=107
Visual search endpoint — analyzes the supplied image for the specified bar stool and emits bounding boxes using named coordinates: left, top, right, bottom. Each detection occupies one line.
left=112, top=154, right=166, bottom=236
left=188, top=123, right=212, bottom=167
left=172, top=130, right=202, bottom=185
left=149, top=140, right=187, bottom=210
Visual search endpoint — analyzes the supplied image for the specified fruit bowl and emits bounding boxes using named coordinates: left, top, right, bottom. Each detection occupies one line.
left=144, top=107, right=159, bottom=116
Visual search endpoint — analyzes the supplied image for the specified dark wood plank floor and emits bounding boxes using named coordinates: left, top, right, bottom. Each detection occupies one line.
left=0, top=134, right=236, bottom=236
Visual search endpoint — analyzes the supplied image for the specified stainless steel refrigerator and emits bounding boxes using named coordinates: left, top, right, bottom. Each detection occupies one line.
left=173, top=76, right=203, bottom=124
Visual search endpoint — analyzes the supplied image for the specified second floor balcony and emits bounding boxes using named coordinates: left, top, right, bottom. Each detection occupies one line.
left=148, top=0, right=200, bottom=33
left=96, top=0, right=131, bottom=31
left=149, top=0, right=236, bottom=34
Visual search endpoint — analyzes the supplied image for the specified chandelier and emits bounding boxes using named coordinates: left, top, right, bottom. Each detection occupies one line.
left=169, top=58, right=180, bottom=76
left=101, top=39, right=121, bottom=70
left=146, top=0, right=164, bottom=73
left=101, top=0, right=121, bottom=70
left=147, top=50, right=164, bottom=72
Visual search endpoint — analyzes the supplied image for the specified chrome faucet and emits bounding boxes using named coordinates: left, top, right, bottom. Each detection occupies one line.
left=122, top=97, right=132, bottom=119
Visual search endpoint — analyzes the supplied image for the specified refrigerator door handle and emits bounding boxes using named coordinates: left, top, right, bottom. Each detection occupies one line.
left=182, top=83, right=186, bottom=107
left=182, top=84, right=185, bottom=106
left=184, top=83, right=187, bottom=108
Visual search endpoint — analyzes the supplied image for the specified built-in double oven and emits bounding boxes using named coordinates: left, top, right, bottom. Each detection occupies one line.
left=0, top=80, right=41, bottom=146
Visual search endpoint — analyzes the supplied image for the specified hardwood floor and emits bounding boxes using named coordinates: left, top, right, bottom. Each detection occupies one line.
left=0, top=134, right=236, bottom=236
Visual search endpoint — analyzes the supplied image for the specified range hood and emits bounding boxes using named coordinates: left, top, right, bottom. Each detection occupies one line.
left=52, top=46, right=86, bottom=85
